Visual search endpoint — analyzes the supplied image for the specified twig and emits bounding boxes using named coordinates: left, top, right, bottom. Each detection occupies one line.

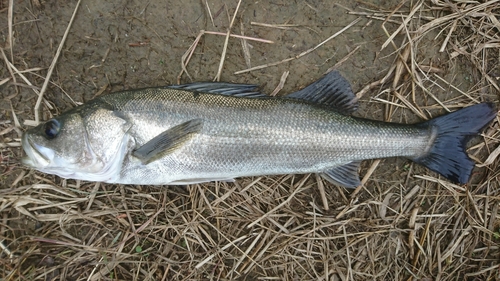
left=214, top=0, right=242, bottom=81
left=477, top=144, right=500, bottom=167
left=270, top=71, right=289, bottom=96
left=250, top=22, right=300, bottom=29
left=195, top=234, right=249, bottom=269
left=178, top=31, right=203, bottom=83
left=8, top=0, right=13, bottom=61
left=247, top=175, right=310, bottom=228
left=235, top=18, right=361, bottom=74
left=315, top=174, right=329, bottom=211
left=205, top=0, right=215, bottom=28
left=355, top=64, right=395, bottom=99
left=381, top=1, right=423, bottom=50
left=240, top=21, right=252, bottom=69
left=178, top=30, right=273, bottom=83
left=439, top=19, right=457, bottom=52
left=4, top=58, right=53, bottom=111
left=203, top=31, right=274, bottom=43
left=326, top=45, right=361, bottom=73
left=34, top=0, right=81, bottom=123
left=0, top=47, right=16, bottom=86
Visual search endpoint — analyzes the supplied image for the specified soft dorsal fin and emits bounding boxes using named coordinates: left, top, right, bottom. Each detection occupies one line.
left=167, top=82, right=265, bottom=98
left=133, top=119, right=203, bottom=164
left=320, top=161, right=361, bottom=189
left=286, top=71, right=358, bottom=115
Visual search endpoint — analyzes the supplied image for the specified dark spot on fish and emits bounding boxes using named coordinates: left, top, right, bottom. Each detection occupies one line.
left=192, top=91, right=201, bottom=99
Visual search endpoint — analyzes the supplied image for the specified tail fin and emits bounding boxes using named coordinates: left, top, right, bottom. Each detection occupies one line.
left=413, top=103, right=496, bottom=184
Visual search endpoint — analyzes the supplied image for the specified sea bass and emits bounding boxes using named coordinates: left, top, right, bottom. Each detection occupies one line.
left=21, top=72, right=496, bottom=187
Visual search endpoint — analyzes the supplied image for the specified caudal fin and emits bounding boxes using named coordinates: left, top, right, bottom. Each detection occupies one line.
left=412, top=103, right=496, bottom=184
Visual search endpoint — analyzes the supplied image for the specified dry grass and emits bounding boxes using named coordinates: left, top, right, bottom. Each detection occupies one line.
left=1, top=0, right=500, bottom=280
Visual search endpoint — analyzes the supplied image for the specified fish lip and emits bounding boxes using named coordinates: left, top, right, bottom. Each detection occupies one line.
left=21, top=134, right=49, bottom=168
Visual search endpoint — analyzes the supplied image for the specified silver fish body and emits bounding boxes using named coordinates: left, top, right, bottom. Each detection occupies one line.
left=101, top=88, right=429, bottom=184
left=21, top=72, right=496, bottom=187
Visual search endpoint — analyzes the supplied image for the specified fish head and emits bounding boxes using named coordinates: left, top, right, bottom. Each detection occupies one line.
left=22, top=105, right=131, bottom=182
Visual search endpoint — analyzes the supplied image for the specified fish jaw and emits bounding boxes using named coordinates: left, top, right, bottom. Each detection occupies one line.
left=21, top=132, right=82, bottom=179
left=21, top=133, right=51, bottom=168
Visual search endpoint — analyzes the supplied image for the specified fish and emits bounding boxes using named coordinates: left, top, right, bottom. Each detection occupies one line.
left=21, top=71, right=497, bottom=188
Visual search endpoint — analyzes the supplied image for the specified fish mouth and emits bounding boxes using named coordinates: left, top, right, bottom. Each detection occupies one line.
left=21, top=134, right=50, bottom=168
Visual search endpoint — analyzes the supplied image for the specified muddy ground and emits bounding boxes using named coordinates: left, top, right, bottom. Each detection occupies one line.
left=1, top=0, right=499, bottom=280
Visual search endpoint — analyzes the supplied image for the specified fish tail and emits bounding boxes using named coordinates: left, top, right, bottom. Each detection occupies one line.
left=412, top=102, right=496, bottom=184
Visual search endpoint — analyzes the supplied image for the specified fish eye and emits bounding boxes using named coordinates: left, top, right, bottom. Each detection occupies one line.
left=43, top=119, right=60, bottom=139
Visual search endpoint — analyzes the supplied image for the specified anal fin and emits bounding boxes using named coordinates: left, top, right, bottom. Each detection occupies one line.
left=133, top=119, right=203, bottom=164
left=320, top=161, right=361, bottom=189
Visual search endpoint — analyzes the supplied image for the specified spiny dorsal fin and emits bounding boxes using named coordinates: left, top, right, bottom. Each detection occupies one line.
left=320, top=161, right=361, bottom=189
left=167, top=82, right=265, bottom=98
left=133, top=119, right=203, bottom=165
left=287, top=71, right=358, bottom=115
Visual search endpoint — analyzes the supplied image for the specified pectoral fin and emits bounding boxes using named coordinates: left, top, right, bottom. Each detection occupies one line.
left=133, top=119, right=203, bottom=164
left=320, top=161, right=361, bottom=189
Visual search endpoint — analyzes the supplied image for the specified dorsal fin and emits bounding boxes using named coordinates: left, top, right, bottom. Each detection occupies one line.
left=167, top=82, right=265, bottom=98
left=286, top=71, right=358, bottom=115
